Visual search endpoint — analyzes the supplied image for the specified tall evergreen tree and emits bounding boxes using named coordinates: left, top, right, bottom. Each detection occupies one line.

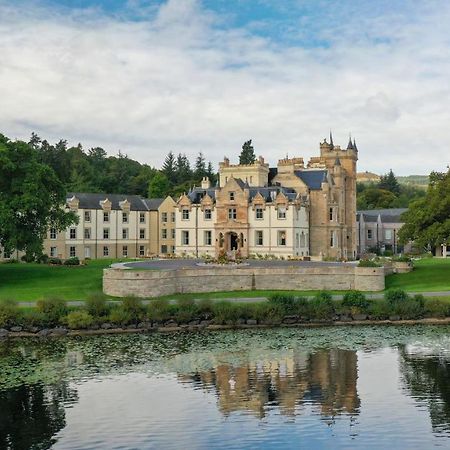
left=378, top=169, right=401, bottom=196
left=162, top=151, right=176, bottom=184
left=194, top=152, right=207, bottom=179
left=239, top=139, right=256, bottom=165
left=175, top=153, right=192, bottom=184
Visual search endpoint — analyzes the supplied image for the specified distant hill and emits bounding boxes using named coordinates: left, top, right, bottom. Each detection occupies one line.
left=397, top=175, right=429, bottom=187
left=357, top=172, right=380, bottom=183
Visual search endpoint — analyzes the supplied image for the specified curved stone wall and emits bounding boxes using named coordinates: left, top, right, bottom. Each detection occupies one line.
left=103, top=265, right=385, bottom=298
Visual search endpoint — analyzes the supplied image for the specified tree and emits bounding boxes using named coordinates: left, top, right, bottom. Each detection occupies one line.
left=194, top=152, right=207, bottom=179
left=378, top=169, right=401, bottom=196
left=162, top=151, right=176, bottom=184
left=357, top=188, right=397, bottom=210
left=239, top=139, right=256, bottom=165
left=0, top=134, right=77, bottom=258
left=175, top=153, right=192, bottom=184
left=148, top=171, right=170, bottom=198
left=398, top=168, right=450, bottom=251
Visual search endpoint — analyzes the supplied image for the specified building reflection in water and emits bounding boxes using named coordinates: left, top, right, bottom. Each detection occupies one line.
left=399, top=345, right=450, bottom=433
left=177, top=349, right=360, bottom=419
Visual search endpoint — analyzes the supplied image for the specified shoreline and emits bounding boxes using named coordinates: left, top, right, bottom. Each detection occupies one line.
left=2, top=317, right=450, bottom=339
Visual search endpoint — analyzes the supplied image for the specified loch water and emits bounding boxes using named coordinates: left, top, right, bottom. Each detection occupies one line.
left=1, top=325, right=450, bottom=449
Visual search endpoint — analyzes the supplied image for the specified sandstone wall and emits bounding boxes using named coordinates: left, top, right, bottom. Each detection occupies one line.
left=103, top=265, right=385, bottom=298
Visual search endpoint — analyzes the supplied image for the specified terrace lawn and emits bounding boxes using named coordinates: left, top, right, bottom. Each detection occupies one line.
left=0, top=259, right=118, bottom=301
left=385, top=257, right=450, bottom=292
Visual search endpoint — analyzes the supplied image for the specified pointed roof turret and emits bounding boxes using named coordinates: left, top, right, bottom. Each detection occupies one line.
left=353, top=138, right=358, bottom=151
left=329, top=131, right=334, bottom=149
left=347, top=134, right=354, bottom=150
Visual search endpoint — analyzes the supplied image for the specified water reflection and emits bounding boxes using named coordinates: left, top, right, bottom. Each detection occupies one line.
left=0, top=327, right=449, bottom=449
left=400, top=346, right=450, bottom=433
left=177, top=349, right=360, bottom=418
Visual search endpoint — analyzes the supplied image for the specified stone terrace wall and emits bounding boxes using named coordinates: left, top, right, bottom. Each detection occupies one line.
left=103, top=265, right=385, bottom=298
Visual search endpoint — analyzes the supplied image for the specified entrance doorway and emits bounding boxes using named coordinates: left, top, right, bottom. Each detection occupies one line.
left=229, top=232, right=238, bottom=251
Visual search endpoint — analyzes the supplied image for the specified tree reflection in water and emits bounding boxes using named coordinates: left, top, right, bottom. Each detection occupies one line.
left=399, top=346, right=450, bottom=434
left=177, top=349, right=360, bottom=419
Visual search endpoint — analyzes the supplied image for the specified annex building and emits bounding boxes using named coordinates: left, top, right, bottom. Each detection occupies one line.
left=175, top=136, right=358, bottom=259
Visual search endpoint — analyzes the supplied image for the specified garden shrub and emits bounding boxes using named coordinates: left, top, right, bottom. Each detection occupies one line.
left=108, top=307, right=132, bottom=326
left=358, top=260, right=382, bottom=267
left=63, top=257, right=80, bottom=266
left=147, top=299, right=172, bottom=322
left=342, top=291, right=372, bottom=313
left=212, top=301, right=241, bottom=324
left=175, top=298, right=199, bottom=323
left=309, top=292, right=335, bottom=320
left=368, top=300, right=391, bottom=319
left=36, top=297, right=68, bottom=326
left=64, top=310, right=94, bottom=329
left=425, top=299, right=450, bottom=318
left=37, top=254, right=49, bottom=264
left=21, top=310, right=48, bottom=328
left=252, top=302, right=283, bottom=324
left=20, top=254, right=35, bottom=263
left=48, top=257, right=62, bottom=265
left=121, top=296, right=145, bottom=322
left=269, top=295, right=297, bottom=314
left=85, top=292, right=110, bottom=317
left=0, top=299, right=20, bottom=328
left=197, top=298, right=213, bottom=317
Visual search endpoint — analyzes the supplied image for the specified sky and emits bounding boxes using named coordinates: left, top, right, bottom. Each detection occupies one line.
left=0, top=0, right=449, bottom=175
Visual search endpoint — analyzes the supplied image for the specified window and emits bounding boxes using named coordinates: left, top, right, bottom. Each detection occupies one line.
left=69, top=246, right=76, bottom=257
left=69, top=228, right=76, bottom=239
left=182, top=209, right=190, bottom=220
left=204, top=230, right=212, bottom=245
left=162, top=212, right=168, bottom=223
left=171, top=229, right=176, bottom=239
left=139, top=245, right=145, bottom=256
left=122, top=245, right=128, bottom=257
left=278, top=230, right=286, bottom=246
left=122, top=212, right=128, bottom=224
left=278, top=207, right=286, bottom=219
left=139, top=228, right=145, bottom=239
left=330, top=231, right=337, bottom=247
left=171, top=212, right=176, bottom=222
left=229, top=192, right=235, bottom=201
left=161, top=245, right=168, bottom=254
left=162, top=229, right=167, bottom=239
left=50, top=228, right=57, bottom=240
left=84, top=211, right=91, bottom=222
left=103, top=228, right=109, bottom=239
left=300, top=232, right=306, bottom=247
left=103, top=212, right=110, bottom=223
left=50, top=247, right=57, bottom=257
left=385, top=229, right=393, bottom=240
left=367, top=229, right=373, bottom=239
left=228, top=208, right=237, bottom=220
left=139, top=212, right=146, bottom=224
left=182, top=230, right=189, bottom=245
left=255, top=207, right=263, bottom=220
left=122, top=228, right=129, bottom=239
left=103, top=246, right=109, bottom=256
left=329, top=207, right=334, bottom=221
left=204, top=209, right=212, bottom=220
left=84, top=228, right=91, bottom=239
left=255, top=230, right=263, bottom=246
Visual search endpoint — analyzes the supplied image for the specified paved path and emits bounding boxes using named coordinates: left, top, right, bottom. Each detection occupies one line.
left=18, top=291, right=450, bottom=307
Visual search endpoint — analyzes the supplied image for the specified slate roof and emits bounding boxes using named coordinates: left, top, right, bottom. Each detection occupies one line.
left=142, top=198, right=164, bottom=211
left=357, top=208, right=407, bottom=223
left=187, top=185, right=298, bottom=204
left=294, top=170, right=327, bottom=190
left=67, top=192, right=155, bottom=211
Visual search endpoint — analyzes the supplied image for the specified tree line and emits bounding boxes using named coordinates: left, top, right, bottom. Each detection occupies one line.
left=357, top=169, right=426, bottom=209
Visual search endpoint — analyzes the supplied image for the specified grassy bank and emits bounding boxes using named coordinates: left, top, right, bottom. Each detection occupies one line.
left=385, top=258, right=450, bottom=292
left=1, top=290, right=450, bottom=334
left=0, top=257, right=449, bottom=302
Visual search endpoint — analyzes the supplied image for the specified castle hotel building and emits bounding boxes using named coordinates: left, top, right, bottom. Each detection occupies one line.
left=176, top=136, right=358, bottom=259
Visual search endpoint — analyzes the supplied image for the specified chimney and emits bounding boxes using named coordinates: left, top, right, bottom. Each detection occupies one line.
left=201, top=177, right=211, bottom=189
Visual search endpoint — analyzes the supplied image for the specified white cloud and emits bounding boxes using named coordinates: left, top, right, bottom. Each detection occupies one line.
left=0, top=0, right=449, bottom=174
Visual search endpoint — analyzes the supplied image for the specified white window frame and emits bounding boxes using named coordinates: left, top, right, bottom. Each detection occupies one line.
left=139, top=245, right=145, bottom=256
left=122, top=228, right=129, bottom=239
left=162, top=212, right=168, bottom=223
left=277, top=207, right=286, bottom=220
left=139, top=212, right=146, bottom=224
left=103, top=228, right=109, bottom=240
left=50, top=246, right=57, bottom=257
left=69, top=246, right=76, bottom=257
left=204, top=230, right=212, bottom=246
left=69, top=228, right=77, bottom=239
left=103, top=212, right=110, bottom=223
left=103, top=246, right=109, bottom=257
left=182, top=230, right=189, bottom=245
left=182, top=209, right=190, bottom=220
left=255, top=230, right=263, bottom=246
left=278, top=230, right=286, bottom=246
left=204, top=209, right=212, bottom=220
left=122, top=245, right=128, bottom=257
left=162, top=229, right=167, bottom=239
left=84, top=211, right=91, bottom=222
left=228, top=208, right=237, bottom=220
left=50, top=228, right=57, bottom=240
left=255, top=207, right=263, bottom=220
left=139, top=228, right=145, bottom=239
left=84, top=228, right=91, bottom=239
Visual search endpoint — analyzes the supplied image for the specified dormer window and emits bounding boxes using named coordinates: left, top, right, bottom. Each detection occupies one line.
left=229, top=192, right=235, bottom=201
left=122, top=212, right=129, bottom=223
left=255, top=207, right=263, bottom=220
left=103, top=212, right=110, bottom=223
left=278, top=207, right=286, bottom=219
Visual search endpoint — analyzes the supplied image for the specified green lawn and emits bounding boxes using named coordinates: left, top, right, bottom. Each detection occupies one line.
left=0, top=259, right=118, bottom=301
left=1, top=257, right=449, bottom=302
left=385, top=258, right=450, bottom=292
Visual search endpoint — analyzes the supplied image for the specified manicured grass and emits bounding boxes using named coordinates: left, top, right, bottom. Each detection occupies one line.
left=0, top=259, right=122, bottom=301
left=386, top=258, right=450, bottom=292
